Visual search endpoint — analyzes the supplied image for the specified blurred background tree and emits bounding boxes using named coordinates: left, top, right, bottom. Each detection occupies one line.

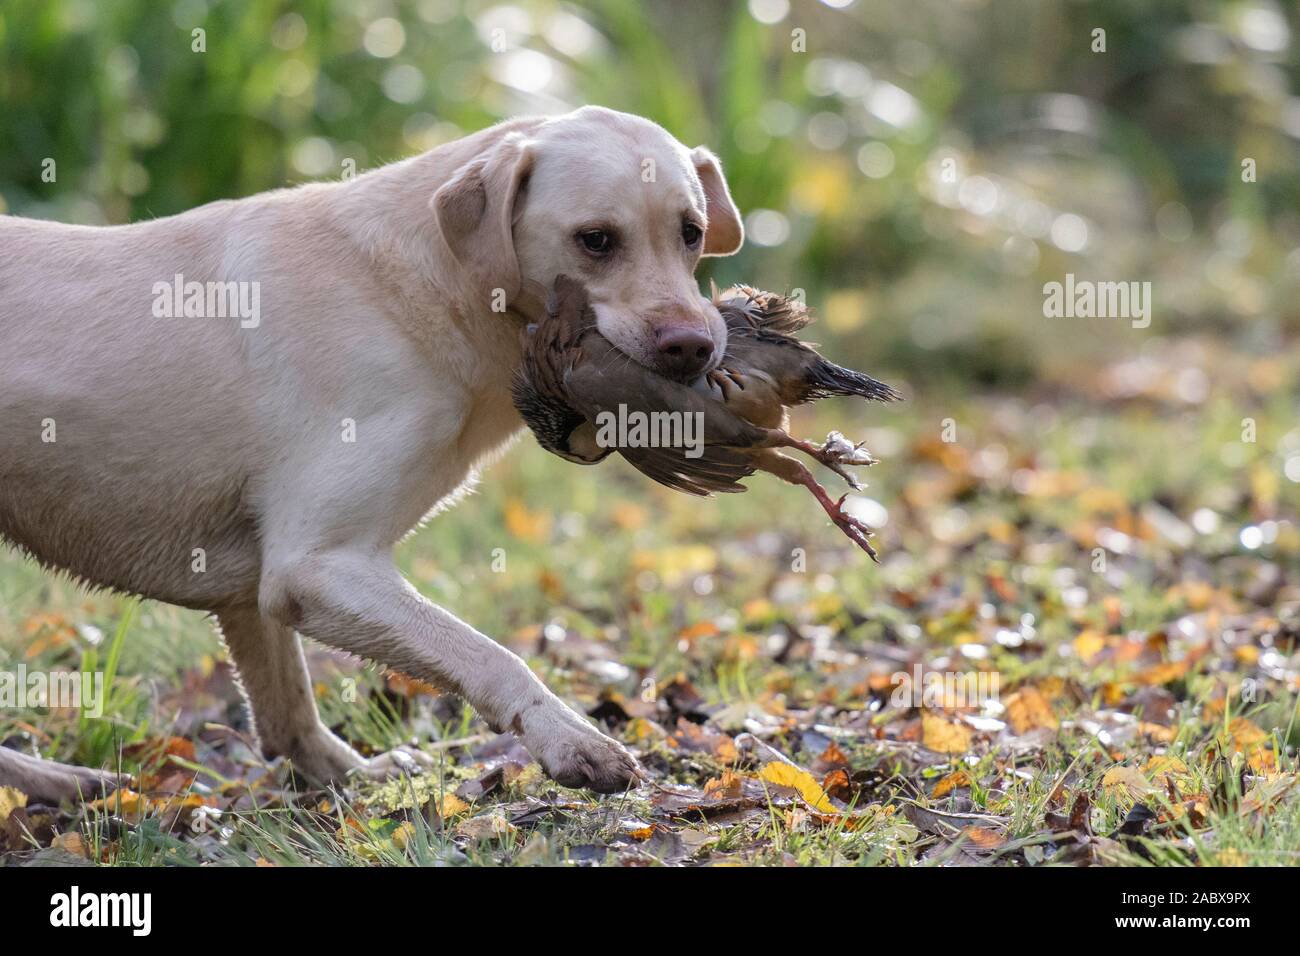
left=2, top=0, right=1297, bottom=389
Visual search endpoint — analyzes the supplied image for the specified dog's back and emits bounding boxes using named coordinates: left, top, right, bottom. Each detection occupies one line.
left=0, top=213, right=265, bottom=607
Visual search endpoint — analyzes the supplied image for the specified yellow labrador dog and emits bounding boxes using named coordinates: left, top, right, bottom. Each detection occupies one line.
left=0, top=106, right=743, bottom=799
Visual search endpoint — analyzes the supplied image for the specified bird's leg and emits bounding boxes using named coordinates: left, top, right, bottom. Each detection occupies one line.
left=760, top=429, right=871, bottom=490
left=752, top=450, right=879, bottom=561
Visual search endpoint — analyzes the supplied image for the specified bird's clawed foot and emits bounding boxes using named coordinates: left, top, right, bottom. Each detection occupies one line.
left=776, top=430, right=877, bottom=490
left=704, top=365, right=746, bottom=401
left=822, top=492, right=880, bottom=561
left=780, top=462, right=881, bottom=561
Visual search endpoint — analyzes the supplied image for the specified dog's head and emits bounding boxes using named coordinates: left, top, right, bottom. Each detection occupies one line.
left=433, top=106, right=743, bottom=381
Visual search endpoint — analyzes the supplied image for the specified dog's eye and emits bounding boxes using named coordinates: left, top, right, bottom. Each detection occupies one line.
left=682, top=221, right=703, bottom=248
left=577, top=229, right=614, bottom=256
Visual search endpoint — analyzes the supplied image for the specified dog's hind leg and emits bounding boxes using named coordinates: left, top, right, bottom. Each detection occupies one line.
left=214, top=606, right=430, bottom=785
left=0, top=745, right=124, bottom=805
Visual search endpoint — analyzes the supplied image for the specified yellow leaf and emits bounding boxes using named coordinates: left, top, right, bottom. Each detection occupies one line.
left=823, top=289, right=869, bottom=333
left=0, top=786, right=28, bottom=824
left=791, top=160, right=852, bottom=218
left=392, top=821, right=416, bottom=850
left=1078, top=487, right=1127, bottom=514
left=1102, top=765, right=1151, bottom=798
left=632, top=545, right=716, bottom=586
left=1035, top=676, right=1070, bottom=702
left=1228, top=717, right=1274, bottom=771
left=503, top=499, right=549, bottom=543
left=622, top=820, right=654, bottom=841
left=1137, top=659, right=1189, bottom=685
left=433, top=794, right=470, bottom=819
left=758, top=761, right=838, bottom=814
left=1004, top=687, right=1059, bottom=734
left=1100, top=682, right=1128, bottom=705
left=1138, top=721, right=1175, bottom=743
left=1228, top=716, right=1268, bottom=749
left=625, top=717, right=666, bottom=744
left=1144, top=755, right=1189, bottom=782
left=85, top=790, right=206, bottom=825
left=87, top=788, right=144, bottom=820
left=931, top=769, right=972, bottom=798
left=1073, top=630, right=1106, bottom=663
left=921, top=713, right=973, bottom=754
left=610, top=502, right=647, bottom=530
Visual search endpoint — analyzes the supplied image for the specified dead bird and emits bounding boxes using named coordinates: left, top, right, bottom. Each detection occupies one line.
left=512, top=276, right=902, bottom=558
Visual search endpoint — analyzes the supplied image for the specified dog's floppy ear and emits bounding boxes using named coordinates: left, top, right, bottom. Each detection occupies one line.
left=432, top=132, right=534, bottom=305
left=690, top=146, right=743, bottom=256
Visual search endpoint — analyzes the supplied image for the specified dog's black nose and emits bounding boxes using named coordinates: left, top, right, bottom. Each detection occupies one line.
left=655, top=326, right=715, bottom=379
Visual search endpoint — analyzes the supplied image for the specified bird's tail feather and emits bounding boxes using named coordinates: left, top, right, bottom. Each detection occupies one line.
left=805, top=359, right=903, bottom=403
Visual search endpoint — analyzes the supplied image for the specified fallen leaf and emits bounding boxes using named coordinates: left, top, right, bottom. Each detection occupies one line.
left=1144, top=755, right=1189, bottom=785
left=432, top=794, right=471, bottom=819
left=455, top=813, right=515, bottom=842
left=504, top=498, right=550, bottom=543
left=1227, top=716, right=1275, bottom=771
left=1073, top=630, right=1106, bottom=663
left=961, top=825, right=1006, bottom=850
left=931, top=769, right=972, bottom=798
left=1004, top=687, right=1059, bottom=734
left=922, top=713, right=973, bottom=754
left=50, top=831, right=88, bottom=858
left=620, top=819, right=655, bottom=841
left=703, top=772, right=745, bottom=801
left=1137, top=659, right=1189, bottom=686
left=1102, top=766, right=1152, bottom=799
left=757, top=762, right=838, bottom=814
left=1137, top=721, right=1175, bottom=743
left=0, top=787, right=27, bottom=825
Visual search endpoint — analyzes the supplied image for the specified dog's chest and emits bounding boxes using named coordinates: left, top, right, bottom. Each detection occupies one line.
left=457, top=370, right=525, bottom=466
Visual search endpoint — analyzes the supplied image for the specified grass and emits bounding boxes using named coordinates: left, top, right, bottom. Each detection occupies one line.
left=1, top=329, right=1297, bottom=866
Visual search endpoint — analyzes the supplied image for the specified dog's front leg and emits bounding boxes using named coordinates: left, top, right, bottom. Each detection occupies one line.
left=215, top=606, right=430, bottom=784
left=259, top=550, right=641, bottom=793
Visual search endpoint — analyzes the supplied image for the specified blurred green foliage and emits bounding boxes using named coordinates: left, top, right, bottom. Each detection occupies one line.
left=2, top=0, right=1298, bottom=384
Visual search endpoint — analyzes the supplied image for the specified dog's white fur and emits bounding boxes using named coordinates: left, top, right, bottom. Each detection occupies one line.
left=0, top=106, right=743, bottom=798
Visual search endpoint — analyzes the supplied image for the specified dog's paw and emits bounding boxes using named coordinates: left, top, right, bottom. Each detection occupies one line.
left=280, top=729, right=430, bottom=786
left=522, top=713, right=642, bottom=794
left=352, top=745, right=434, bottom=781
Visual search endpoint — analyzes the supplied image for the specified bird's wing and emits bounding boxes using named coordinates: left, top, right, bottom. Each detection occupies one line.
left=511, top=369, right=607, bottom=464
left=512, top=276, right=611, bottom=463
left=561, top=333, right=763, bottom=495
left=618, top=444, right=755, bottom=496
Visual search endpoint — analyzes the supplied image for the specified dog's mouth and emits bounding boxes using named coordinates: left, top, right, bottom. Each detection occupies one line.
left=589, top=307, right=724, bottom=385
left=598, top=333, right=721, bottom=386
